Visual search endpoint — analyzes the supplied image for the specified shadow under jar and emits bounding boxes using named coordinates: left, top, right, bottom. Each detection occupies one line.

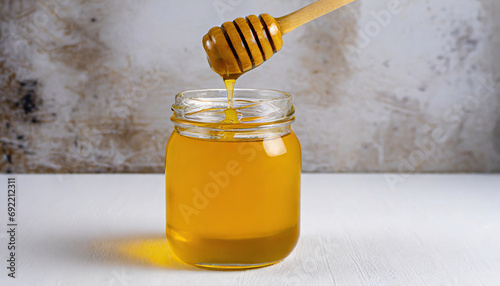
left=165, top=89, right=301, bottom=269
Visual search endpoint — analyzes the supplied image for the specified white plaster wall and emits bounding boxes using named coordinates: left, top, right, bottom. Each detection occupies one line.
left=0, top=0, right=499, bottom=173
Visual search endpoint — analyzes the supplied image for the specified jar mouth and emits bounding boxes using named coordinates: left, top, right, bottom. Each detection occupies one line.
left=171, top=89, right=295, bottom=140
left=171, top=89, right=294, bottom=125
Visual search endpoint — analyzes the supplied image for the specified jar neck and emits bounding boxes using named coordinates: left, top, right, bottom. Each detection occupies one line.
left=171, top=117, right=294, bottom=140
left=171, top=89, right=295, bottom=140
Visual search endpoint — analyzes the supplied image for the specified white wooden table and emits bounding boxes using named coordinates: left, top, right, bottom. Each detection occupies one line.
left=1, top=174, right=499, bottom=286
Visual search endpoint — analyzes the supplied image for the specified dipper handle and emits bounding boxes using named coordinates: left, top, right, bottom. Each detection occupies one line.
left=276, top=0, right=355, bottom=34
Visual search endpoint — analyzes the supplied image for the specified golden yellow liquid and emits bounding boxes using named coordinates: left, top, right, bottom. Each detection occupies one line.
left=165, top=131, right=301, bottom=267
left=221, top=78, right=239, bottom=123
left=224, top=78, right=236, bottom=109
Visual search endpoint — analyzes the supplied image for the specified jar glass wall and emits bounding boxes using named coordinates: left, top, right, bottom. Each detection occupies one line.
left=165, top=89, right=301, bottom=269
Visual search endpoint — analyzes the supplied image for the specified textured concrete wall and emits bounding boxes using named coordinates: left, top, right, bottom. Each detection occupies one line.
left=0, top=0, right=499, bottom=173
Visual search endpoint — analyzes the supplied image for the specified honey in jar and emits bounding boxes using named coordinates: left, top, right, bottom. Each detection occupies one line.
left=165, top=89, right=301, bottom=269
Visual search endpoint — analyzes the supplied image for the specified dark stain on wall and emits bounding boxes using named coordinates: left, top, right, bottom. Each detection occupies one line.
left=18, top=80, right=40, bottom=115
left=294, top=3, right=361, bottom=105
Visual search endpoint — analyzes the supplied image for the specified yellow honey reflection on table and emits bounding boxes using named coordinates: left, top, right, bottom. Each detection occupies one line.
left=91, top=237, right=192, bottom=269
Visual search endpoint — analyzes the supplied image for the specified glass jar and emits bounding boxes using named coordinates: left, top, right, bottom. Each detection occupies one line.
left=165, top=89, right=301, bottom=269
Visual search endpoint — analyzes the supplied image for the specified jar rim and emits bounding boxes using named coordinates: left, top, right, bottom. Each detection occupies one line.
left=171, top=89, right=295, bottom=140
left=175, top=88, right=292, bottom=101
left=171, top=89, right=294, bottom=125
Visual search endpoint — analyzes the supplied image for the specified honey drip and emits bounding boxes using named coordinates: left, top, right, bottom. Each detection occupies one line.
left=221, top=78, right=239, bottom=124
left=224, top=78, right=236, bottom=109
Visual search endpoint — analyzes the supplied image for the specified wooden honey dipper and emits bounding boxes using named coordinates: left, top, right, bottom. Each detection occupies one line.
left=203, top=0, right=356, bottom=79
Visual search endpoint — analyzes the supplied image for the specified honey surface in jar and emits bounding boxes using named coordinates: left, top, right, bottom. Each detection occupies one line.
left=165, top=131, right=301, bottom=267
